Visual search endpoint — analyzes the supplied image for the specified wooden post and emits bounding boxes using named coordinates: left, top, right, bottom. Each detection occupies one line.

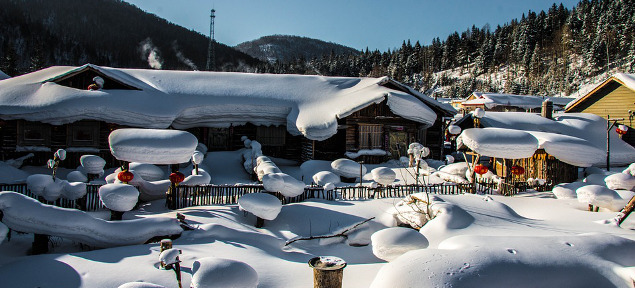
left=32, top=233, right=49, bottom=254
left=255, top=217, right=265, bottom=228
left=160, top=239, right=173, bottom=269
left=308, top=256, right=347, bottom=288
left=110, top=210, right=124, bottom=221
left=618, top=196, right=635, bottom=225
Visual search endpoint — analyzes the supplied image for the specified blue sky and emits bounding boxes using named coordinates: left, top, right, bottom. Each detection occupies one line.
left=123, top=0, right=581, bottom=51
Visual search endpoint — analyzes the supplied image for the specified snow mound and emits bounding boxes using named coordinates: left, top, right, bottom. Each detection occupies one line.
left=0, top=192, right=182, bottom=247
left=623, top=163, right=635, bottom=177
left=371, top=227, right=429, bottom=262
left=371, top=234, right=635, bottom=288
left=262, top=173, right=305, bottom=197
left=584, top=173, right=610, bottom=186
left=0, top=161, right=31, bottom=184
left=116, top=163, right=165, bottom=182
left=66, top=170, right=88, bottom=182
left=432, top=171, right=469, bottom=184
left=61, top=181, right=87, bottom=200
left=238, top=193, right=282, bottom=220
left=419, top=200, right=475, bottom=241
left=331, top=158, right=367, bottom=179
left=371, top=167, right=396, bottom=186
left=255, top=157, right=281, bottom=181
left=312, top=171, right=340, bottom=186
left=457, top=128, right=538, bottom=159
left=552, top=182, right=586, bottom=199
left=0, top=222, right=7, bottom=243
left=98, top=183, right=139, bottom=212
left=191, top=257, right=258, bottom=288
left=109, top=129, right=198, bottom=164
left=576, top=185, right=622, bottom=211
left=26, top=174, right=63, bottom=201
left=604, top=173, right=635, bottom=191
left=79, top=155, right=106, bottom=174
left=118, top=282, right=167, bottom=288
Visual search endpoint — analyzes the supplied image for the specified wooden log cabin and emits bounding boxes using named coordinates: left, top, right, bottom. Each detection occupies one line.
left=0, top=64, right=456, bottom=168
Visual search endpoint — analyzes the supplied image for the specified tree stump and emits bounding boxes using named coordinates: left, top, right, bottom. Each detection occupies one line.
left=308, top=256, right=346, bottom=288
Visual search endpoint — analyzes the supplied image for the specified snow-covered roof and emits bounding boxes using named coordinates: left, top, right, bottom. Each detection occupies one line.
left=464, top=92, right=574, bottom=110
left=0, top=69, right=9, bottom=80
left=0, top=64, right=455, bottom=141
left=565, top=73, right=635, bottom=111
left=456, top=112, right=635, bottom=167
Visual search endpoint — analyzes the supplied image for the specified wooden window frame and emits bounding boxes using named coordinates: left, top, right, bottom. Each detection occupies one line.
left=17, top=120, right=51, bottom=146
left=67, top=122, right=100, bottom=147
left=256, top=125, right=286, bottom=146
left=358, top=124, right=383, bottom=150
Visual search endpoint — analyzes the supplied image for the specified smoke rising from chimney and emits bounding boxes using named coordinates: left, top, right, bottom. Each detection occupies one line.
left=139, top=38, right=163, bottom=69
left=171, top=40, right=198, bottom=71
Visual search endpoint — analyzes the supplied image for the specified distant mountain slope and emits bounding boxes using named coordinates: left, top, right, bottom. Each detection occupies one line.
left=0, top=0, right=261, bottom=76
left=235, top=35, right=360, bottom=63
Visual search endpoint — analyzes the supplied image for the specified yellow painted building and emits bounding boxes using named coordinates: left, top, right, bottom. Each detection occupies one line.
left=565, top=73, right=635, bottom=146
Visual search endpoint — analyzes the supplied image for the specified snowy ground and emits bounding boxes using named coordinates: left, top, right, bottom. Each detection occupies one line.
left=0, top=150, right=634, bottom=287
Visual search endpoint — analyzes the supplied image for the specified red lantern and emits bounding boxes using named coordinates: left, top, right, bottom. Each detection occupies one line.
left=616, top=127, right=627, bottom=135
left=88, top=84, right=100, bottom=90
left=510, top=165, right=525, bottom=175
left=474, top=164, right=488, bottom=175
left=169, top=172, right=185, bottom=184
left=117, top=171, right=134, bottom=182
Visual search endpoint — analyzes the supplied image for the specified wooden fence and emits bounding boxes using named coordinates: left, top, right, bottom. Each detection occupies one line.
left=0, top=183, right=105, bottom=211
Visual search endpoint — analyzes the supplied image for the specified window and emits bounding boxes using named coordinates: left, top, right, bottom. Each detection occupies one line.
left=256, top=126, right=286, bottom=146
left=17, top=120, right=51, bottom=146
left=67, top=122, right=99, bottom=147
left=359, top=124, right=383, bottom=149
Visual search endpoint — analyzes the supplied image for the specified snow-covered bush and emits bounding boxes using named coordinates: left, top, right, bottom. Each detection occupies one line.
left=371, top=227, right=429, bottom=262
left=66, top=170, right=88, bottom=183
left=80, top=155, right=106, bottom=175
left=98, top=183, right=139, bottom=212
left=27, top=174, right=87, bottom=201
left=190, top=257, right=258, bottom=288
left=61, top=182, right=87, bottom=200
left=604, top=173, right=635, bottom=191
left=109, top=128, right=198, bottom=164
left=439, top=162, right=469, bottom=176
left=312, top=171, right=340, bottom=186
left=331, top=158, right=367, bottom=179
left=262, top=173, right=305, bottom=197
left=388, top=193, right=436, bottom=229
left=238, top=193, right=282, bottom=222
left=371, top=167, right=396, bottom=186
left=432, top=171, right=469, bottom=184
left=254, top=157, right=281, bottom=181
left=576, top=185, right=622, bottom=211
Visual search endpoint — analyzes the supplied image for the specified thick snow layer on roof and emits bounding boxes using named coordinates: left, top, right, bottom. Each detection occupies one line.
left=457, top=128, right=539, bottom=159
left=109, top=129, right=198, bottom=164
left=0, top=64, right=449, bottom=141
left=466, top=92, right=574, bottom=109
left=614, top=73, right=635, bottom=91
left=461, top=112, right=635, bottom=166
left=0, top=192, right=182, bottom=247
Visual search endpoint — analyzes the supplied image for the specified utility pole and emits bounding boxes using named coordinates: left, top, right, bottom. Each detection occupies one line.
left=206, top=9, right=216, bottom=71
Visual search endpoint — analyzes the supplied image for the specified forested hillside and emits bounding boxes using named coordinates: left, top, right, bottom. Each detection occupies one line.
left=235, top=35, right=359, bottom=64
left=0, top=0, right=261, bottom=76
left=267, top=0, right=635, bottom=98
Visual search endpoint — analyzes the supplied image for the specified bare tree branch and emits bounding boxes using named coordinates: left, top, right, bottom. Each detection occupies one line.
left=285, top=217, right=375, bottom=246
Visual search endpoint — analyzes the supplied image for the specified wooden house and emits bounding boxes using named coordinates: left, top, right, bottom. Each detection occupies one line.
left=0, top=64, right=456, bottom=167
left=454, top=110, right=635, bottom=187
left=565, top=73, right=635, bottom=147
left=461, top=92, right=573, bottom=113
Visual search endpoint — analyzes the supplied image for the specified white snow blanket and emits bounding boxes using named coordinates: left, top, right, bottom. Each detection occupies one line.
left=26, top=174, right=87, bottom=201
left=115, top=163, right=165, bottom=182
left=371, top=227, right=429, bottom=261
left=0, top=64, right=453, bottom=141
left=79, top=155, right=106, bottom=174
left=99, top=183, right=139, bottom=212
left=262, top=173, right=305, bottom=197
left=119, top=283, right=166, bottom=288
left=604, top=173, right=635, bottom=191
left=238, top=193, right=282, bottom=220
left=552, top=182, right=586, bottom=199
left=623, top=163, right=635, bottom=177
left=181, top=168, right=212, bottom=186
left=371, top=234, right=635, bottom=288
left=0, top=192, right=182, bottom=247
left=576, top=185, right=622, bottom=211
left=109, top=129, right=198, bottom=164
left=371, top=167, right=396, bottom=186
left=439, top=162, right=469, bottom=176
left=312, top=171, right=340, bottom=186
left=457, top=128, right=538, bottom=159
left=190, top=257, right=258, bottom=288
left=345, top=149, right=388, bottom=159
left=331, top=158, right=367, bottom=178
left=0, top=161, right=30, bottom=184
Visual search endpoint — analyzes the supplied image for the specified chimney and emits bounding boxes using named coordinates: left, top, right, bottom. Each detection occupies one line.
left=541, top=99, right=553, bottom=119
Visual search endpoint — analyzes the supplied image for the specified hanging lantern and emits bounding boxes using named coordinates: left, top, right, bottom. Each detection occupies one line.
left=511, top=165, right=525, bottom=175
left=88, top=83, right=100, bottom=90
left=117, top=171, right=134, bottom=183
left=169, top=172, right=185, bottom=184
left=474, top=164, right=488, bottom=175
left=616, top=125, right=628, bottom=135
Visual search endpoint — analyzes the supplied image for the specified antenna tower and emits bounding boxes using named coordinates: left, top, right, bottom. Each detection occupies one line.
left=206, top=9, right=216, bottom=71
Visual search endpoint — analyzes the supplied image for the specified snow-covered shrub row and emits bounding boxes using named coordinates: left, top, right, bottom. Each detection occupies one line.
left=0, top=192, right=183, bottom=247
left=254, top=156, right=280, bottom=181
left=241, top=137, right=263, bottom=175
left=26, top=174, right=87, bottom=201
left=190, top=257, right=258, bottom=288
left=371, top=227, right=429, bottom=262
left=331, top=158, right=367, bottom=179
